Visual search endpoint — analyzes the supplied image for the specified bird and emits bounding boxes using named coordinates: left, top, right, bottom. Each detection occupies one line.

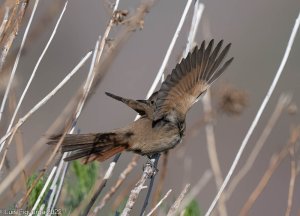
left=48, top=39, right=233, bottom=164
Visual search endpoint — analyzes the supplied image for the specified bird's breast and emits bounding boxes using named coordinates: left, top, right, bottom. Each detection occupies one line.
left=128, top=119, right=182, bottom=155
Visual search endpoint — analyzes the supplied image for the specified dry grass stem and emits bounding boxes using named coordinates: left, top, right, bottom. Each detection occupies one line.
left=205, top=13, right=300, bottom=216
left=121, top=162, right=157, bottom=216
left=27, top=1, right=64, bottom=43
left=29, top=166, right=57, bottom=216
left=95, top=0, right=120, bottom=64
left=173, top=170, right=212, bottom=215
left=0, top=51, right=92, bottom=195
left=0, top=2, right=68, bottom=174
left=146, top=189, right=172, bottom=216
left=18, top=124, right=72, bottom=208
left=112, top=175, right=141, bottom=211
left=47, top=153, right=69, bottom=214
left=239, top=126, right=300, bottom=215
left=30, top=29, right=100, bottom=211
left=167, top=184, right=191, bottom=216
left=202, top=89, right=228, bottom=216
left=0, top=50, right=91, bottom=174
left=6, top=1, right=67, bottom=136
left=284, top=144, right=297, bottom=216
left=140, top=154, right=160, bottom=215
left=0, top=1, right=65, bottom=78
left=0, top=0, right=29, bottom=73
left=47, top=35, right=102, bottom=213
left=0, top=0, right=34, bottom=124
left=183, top=0, right=204, bottom=56
left=146, top=0, right=192, bottom=98
left=64, top=1, right=125, bottom=213
left=0, top=7, right=9, bottom=40
left=92, top=155, right=139, bottom=214
left=8, top=90, right=26, bottom=189
left=226, top=94, right=292, bottom=199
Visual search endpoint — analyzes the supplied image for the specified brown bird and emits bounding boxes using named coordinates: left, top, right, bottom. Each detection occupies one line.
left=48, top=40, right=233, bottom=163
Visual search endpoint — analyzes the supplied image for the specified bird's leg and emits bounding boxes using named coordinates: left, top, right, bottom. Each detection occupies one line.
left=143, top=153, right=160, bottom=176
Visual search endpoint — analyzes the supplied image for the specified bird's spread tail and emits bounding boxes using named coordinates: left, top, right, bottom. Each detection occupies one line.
left=48, top=132, right=127, bottom=163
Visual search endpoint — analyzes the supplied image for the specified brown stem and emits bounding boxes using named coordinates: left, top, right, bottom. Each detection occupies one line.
left=240, top=126, right=300, bottom=216
left=284, top=144, right=297, bottom=216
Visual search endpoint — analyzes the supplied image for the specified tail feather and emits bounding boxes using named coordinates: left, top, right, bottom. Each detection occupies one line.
left=65, top=146, right=125, bottom=163
left=47, top=132, right=128, bottom=163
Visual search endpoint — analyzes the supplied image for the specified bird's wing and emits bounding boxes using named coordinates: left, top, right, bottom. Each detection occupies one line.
left=153, top=40, right=233, bottom=122
left=105, top=92, right=152, bottom=117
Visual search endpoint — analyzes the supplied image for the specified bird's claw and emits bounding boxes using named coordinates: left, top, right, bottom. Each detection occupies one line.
left=143, top=159, right=159, bottom=177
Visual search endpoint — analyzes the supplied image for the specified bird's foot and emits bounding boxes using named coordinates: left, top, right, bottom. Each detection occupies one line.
left=143, top=160, right=158, bottom=176
left=143, top=154, right=160, bottom=177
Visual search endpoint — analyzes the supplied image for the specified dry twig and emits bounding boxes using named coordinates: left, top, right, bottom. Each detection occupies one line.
left=0, top=0, right=29, bottom=73
left=46, top=35, right=102, bottom=214
left=112, top=175, right=141, bottom=211
left=202, top=89, right=228, bottom=216
left=121, top=162, right=157, bottom=216
left=0, top=51, right=92, bottom=195
left=0, top=6, right=9, bottom=41
left=167, top=184, right=191, bottom=216
left=284, top=141, right=297, bottom=216
left=0, top=1, right=68, bottom=173
left=146, top=189, right=172, bottom=216
left=140, top=154, right=160, bottom=215
left=226, top=94, right=292, bottom=199
left=239, top=126, right=300, bottom=215
left=8, top=90, right=26, bottom=190
left=71, top=1, right=125, bottom=212
left=171, top=170, right=212, bottom=215
left=205, top=13, right=300, bottom=216
left=91, top=155, right=139, bottom=215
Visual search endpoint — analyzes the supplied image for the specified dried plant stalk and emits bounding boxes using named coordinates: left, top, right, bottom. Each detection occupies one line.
left=239, top=126, right=300, bottom=215
left=284, top=145, right=297, bottom=216
left=205, top=13, right=300, bottom=216
left=226, top=94, right=292, bottom=199
left=0, top=0, right=29, bottom=72
left=121, top=162, right=157, bottom=216
left=0, top=51, right=92, bottom=195
left=93, top=155, right=139, bottom=214
left=167, top=184, right=190, bottom=216
left=146, top=189, right=172, bottom=216
left=170, top=170, right=212, bottom=215
left=202, top=89, right=228, bottom=216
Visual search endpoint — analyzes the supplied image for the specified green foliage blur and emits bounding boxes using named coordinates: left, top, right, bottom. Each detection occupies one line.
left=183, top=199, right=201, bottom=216
left=64, top=160, right=99, bottom=210
left=26, top=173, right=50, bottom=210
